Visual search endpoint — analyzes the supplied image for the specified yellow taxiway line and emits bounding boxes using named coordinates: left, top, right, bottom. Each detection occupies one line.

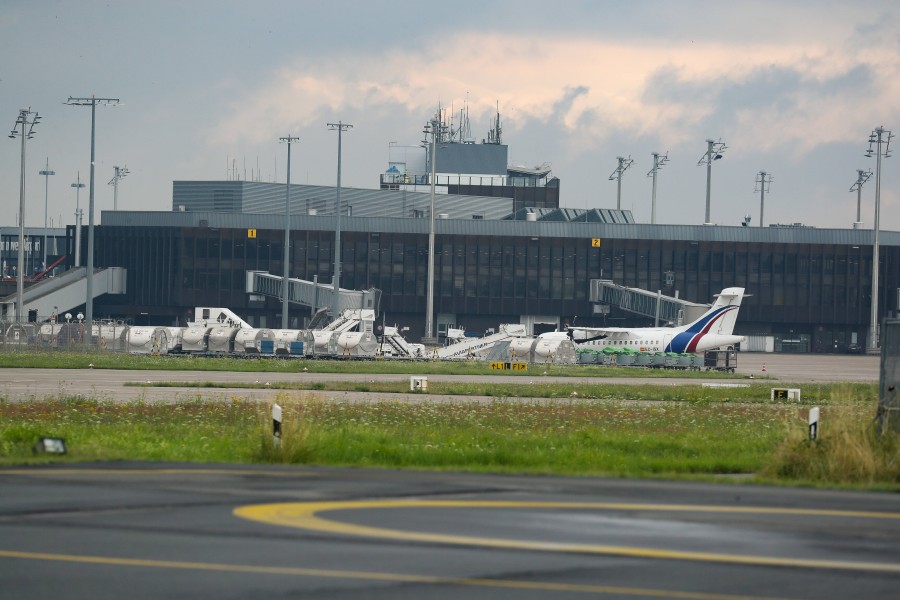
left=234, top=499, right=900, bottom=573
left=0, top=549, right=792, bottom=600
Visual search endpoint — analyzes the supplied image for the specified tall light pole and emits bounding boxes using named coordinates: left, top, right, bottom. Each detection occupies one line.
left=422, top=115, right=443, bottom=344
left=646, top=151, right=669, bottom=224
left=865, top=126, right=893, bottom=353
left=326, top=121, right=352, bottom=317
left=39, top=158, right=55, bottom=270
left=65, top=95, right=120, bottom=342
left=279, top=135, right=299, bottom=329
left=697, top=138, right=726, bottom=224
left=107, top=165, right=129, bottom=210
left=9, top=108, right=40, bottom=324
left=849, top=168, right=872, bottom=229
left=71, top=172, right=85, bottom=267
left=754, top=171, right=773, bottom=227
left=608, top=155, right=634, bottom=210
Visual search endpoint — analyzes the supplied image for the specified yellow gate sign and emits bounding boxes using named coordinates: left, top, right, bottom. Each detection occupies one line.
left=490, top=362, right=527, bottom=371
left=248, top=229, right=257, bottom=238
left=591, top=238, right=602, bottom=247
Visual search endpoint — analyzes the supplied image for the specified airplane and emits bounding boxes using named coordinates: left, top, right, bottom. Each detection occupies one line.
left=567, top=287, right=746, bottom=354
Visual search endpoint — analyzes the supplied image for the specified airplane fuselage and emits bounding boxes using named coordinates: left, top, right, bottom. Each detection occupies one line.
left=572, top=330, right=745, bottom=353
left=568, top=289, right=746, bottom=353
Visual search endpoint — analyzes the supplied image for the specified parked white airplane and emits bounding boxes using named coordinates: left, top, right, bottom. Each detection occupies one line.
left=567, top=287, right=746, bottom=354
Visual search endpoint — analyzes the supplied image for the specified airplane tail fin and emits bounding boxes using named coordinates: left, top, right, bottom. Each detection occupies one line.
left=711, top=288, right=744, bottom=336
left=679, top=287, right=745, bottom=336
left=663, top=288, right=745, bottom=353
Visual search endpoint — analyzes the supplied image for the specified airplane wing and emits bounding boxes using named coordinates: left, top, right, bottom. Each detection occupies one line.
left=566, top=326, right=634, bottom=342
left=567, top=326, right=631, bottom=335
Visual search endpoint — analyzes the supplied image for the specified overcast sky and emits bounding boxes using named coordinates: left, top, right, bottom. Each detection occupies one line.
left=2, top=0, right=899, bottom=230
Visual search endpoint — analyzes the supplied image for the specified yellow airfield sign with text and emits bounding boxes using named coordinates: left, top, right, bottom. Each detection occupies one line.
left=490, top=362, right=527, bottom=371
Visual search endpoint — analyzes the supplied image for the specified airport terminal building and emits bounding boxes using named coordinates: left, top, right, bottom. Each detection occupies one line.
left=77, top=179, right=900, bottom=353
left=25, top=111, right=896, bottom=353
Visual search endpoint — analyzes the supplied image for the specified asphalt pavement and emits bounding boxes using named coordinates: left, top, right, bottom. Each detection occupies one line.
left=1, top=464, right=898, bottom=599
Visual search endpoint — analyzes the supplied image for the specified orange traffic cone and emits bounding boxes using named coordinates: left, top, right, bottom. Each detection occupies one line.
left=762, top=363, right=767, bottom=374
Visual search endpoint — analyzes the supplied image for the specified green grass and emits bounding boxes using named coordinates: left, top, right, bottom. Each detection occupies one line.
left=1, top=350, right=895, bottom=488
left=761, top=403, right=900, bottom=488
left=2, top=390, right=896, bottom=489
left=0, top=397, right=259, bottom=463
left=0, top=395, right=781, bottom=475
left=290, top=399, right=785, bottom=476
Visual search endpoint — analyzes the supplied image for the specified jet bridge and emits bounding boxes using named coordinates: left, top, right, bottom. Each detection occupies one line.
left=246, top=271, right=381, bottom=315
left=0, top=267, right=126, bottom=322
left=588, top=280, right=709, bottom=326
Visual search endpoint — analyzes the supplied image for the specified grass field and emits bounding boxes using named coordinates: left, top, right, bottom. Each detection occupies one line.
left=0, top=351, right=897, bottom=489
left=1, top=389, right=897, bottom=489
left=0, top=395, right=789, bottom=475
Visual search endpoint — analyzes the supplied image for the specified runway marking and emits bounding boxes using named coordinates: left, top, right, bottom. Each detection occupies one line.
left=0, top=549, right=791, bottom=599
left=0, top=468, right=312, bottom=478
left=234, top=500, right=900, bottom=573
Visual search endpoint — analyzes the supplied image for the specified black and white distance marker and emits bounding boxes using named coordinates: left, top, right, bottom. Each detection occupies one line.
left=273, top=403, right=282, bottom=446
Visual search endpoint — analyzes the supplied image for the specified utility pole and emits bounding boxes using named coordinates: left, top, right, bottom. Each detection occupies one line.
left=646, top=152, right=669, bottom=224
left=608, top=156, right=634, bottom=210
left=71, top=172, right=85, bottom=267
left=326, top=121, right=352, bottom=317
left=108, top=165, right=129, bottom=210
left=754, top=171, right=773, bottom=227
left=865, top=126, right=893, bottom=353
left=39, top=158, right=55, bottom=271
left=65, top=95, right=120, bottom=343
left=697, top=139, right=726, bottom=224
left=849, top=168, right=872, bottom=229
left=279, top=135, right=299, bottom=329
left=422, top=113, right=449, bottom=344
left=9, top=108, right=40, bottom=324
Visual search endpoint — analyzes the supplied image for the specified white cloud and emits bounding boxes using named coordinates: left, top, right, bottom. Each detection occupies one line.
left=4, top=1, right=900, bottom=229
left=212, top=29, right=900, bottom=162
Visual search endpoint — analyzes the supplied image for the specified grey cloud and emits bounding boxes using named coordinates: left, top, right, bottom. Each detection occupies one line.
left=642, top=63, right=874, bottom=125
left=641, top=68, right=721, bottom=106
left=550, top=86, right=591, bottom=122
left=719, top=65, right=872, bottom=108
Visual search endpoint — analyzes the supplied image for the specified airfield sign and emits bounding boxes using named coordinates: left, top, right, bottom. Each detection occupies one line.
left=490, top=362, right=527, bottom=371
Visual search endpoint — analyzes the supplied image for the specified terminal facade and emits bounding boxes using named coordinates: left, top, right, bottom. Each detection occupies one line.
left=43, top=110, right=900, bottom=353
left=79, top=202, right=899, bottom=354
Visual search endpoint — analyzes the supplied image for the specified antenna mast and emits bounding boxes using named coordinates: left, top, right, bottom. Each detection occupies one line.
left=487, top=101, right=502, bottom=145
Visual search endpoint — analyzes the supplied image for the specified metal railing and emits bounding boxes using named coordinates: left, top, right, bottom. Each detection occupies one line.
left=589, top=280, right=710, bottom=326
left=247, top=271, right=381, bottom=315
left=380, top=173, right=547, bottom=188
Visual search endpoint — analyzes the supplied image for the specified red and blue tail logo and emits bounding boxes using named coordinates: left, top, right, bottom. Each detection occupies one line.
left=664, top=306, right=737, bottom=353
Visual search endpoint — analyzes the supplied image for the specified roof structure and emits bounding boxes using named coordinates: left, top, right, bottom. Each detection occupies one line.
left=103, top=209, right=900, bottom=247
